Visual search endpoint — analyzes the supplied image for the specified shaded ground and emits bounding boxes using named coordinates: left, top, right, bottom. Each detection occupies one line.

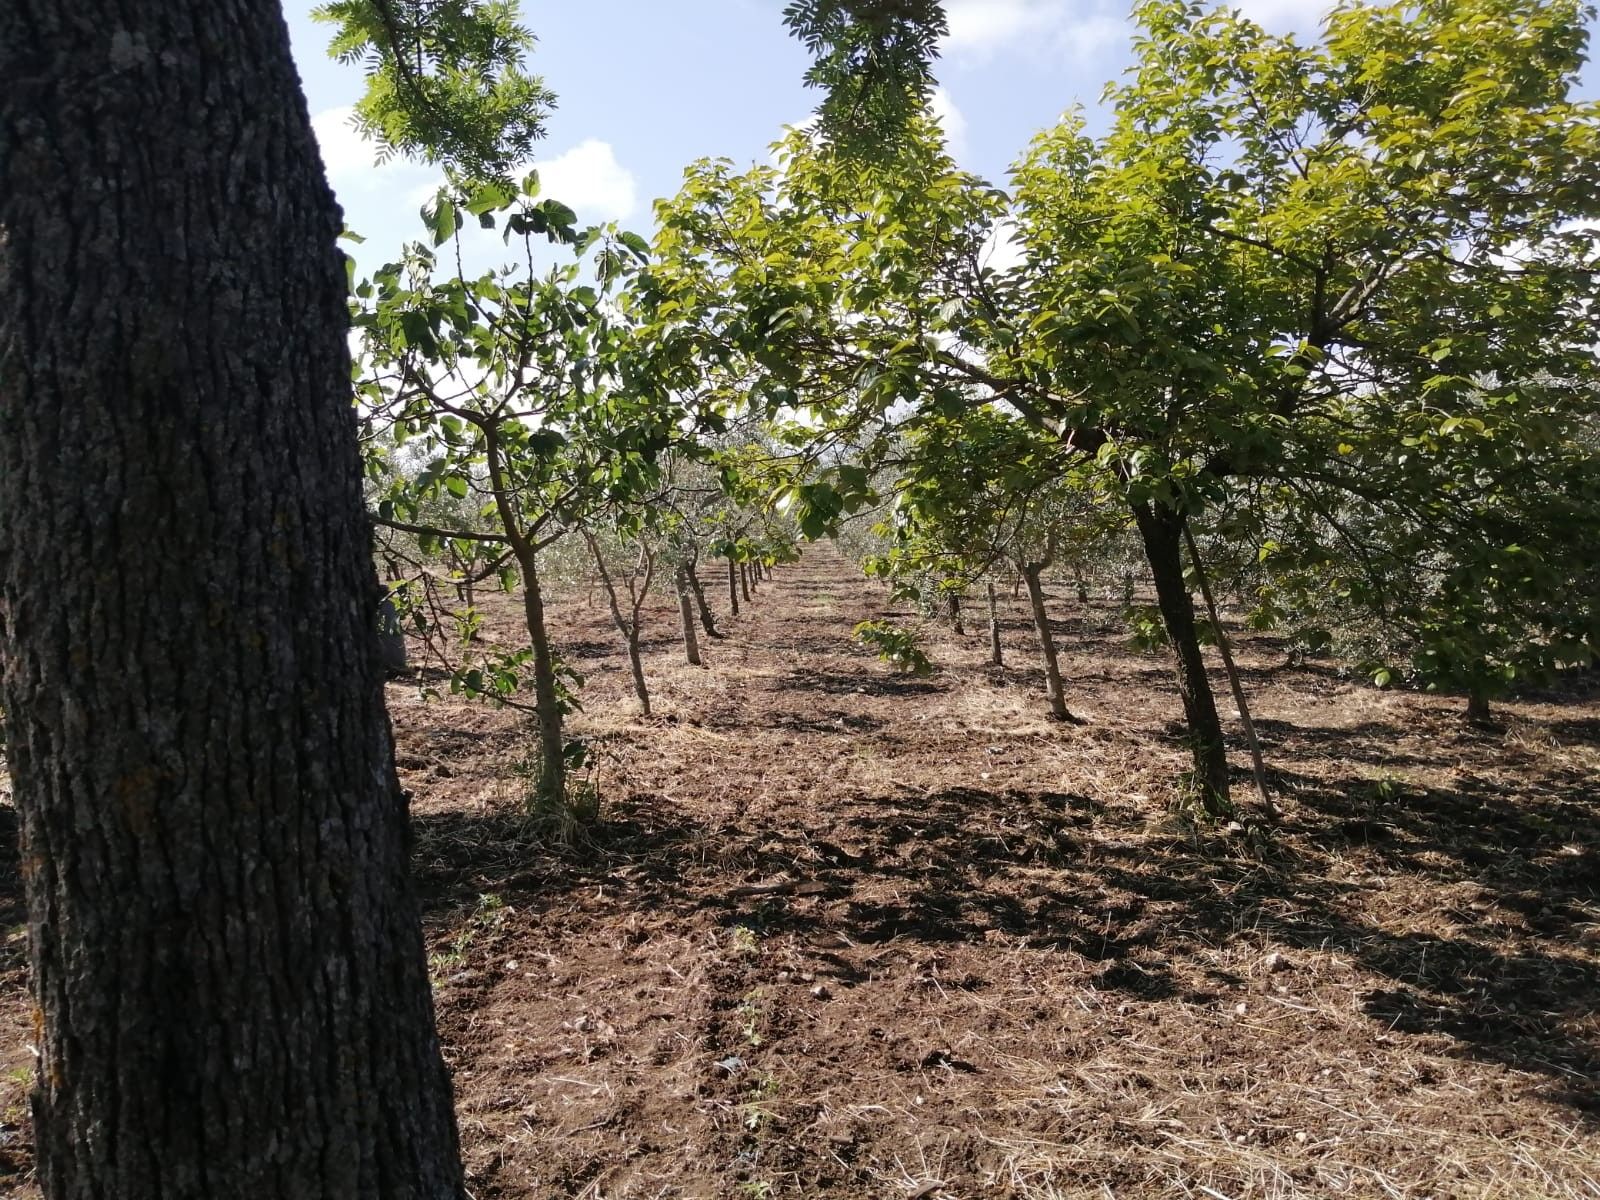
left=3, top=544, right=1598, bottom=1198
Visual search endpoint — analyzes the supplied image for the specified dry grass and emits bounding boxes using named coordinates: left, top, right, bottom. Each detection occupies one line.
left=1, top=543, right=1597, bottom=1197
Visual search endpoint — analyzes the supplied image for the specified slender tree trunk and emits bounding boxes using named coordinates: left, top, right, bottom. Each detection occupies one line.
left=687, top=558, right=721, bottom=637
left=764, top=562, right=774, bottom=581
left=378, top=559, right=409, bottom=676
left=584, top=533, right=652, bottom=717
left=1183, top=525, right=1277, bottom=822
left=987, top=581, right=1003, bottom=667
left=378, top=591, right=410, bottom=677
left=626, top=627, right=651, bottom=715
left=676, top=567, right=702, bottom=665
left=740, top=561, right=752, bottom=603
left=727, top=557, right=740, bottom=616
left=1022, top=563, right=1081, bottom=724
left=517, top=549, right=568, bottom=803
left=947, top=590, right=966, bottom=636
left=0, top=3, right=464, bottom=1195
left=1133, top=502, right=1231, bottom=814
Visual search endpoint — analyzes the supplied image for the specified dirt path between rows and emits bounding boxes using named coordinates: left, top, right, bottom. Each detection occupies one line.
left=3, top=544, right=1598, bottom=1197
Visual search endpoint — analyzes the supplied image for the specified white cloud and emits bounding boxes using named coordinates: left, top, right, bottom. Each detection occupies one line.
left=534, top=139, right=638, bottom=222
left=311, top=105, right=429, bottom=193
left=313, top=108, right=637, bottom=227
left=1231, top=0, right=1332, bottom=30
left=942, top=0, right=1127, bottom=64
left=930, top=87, right=969, bottom=160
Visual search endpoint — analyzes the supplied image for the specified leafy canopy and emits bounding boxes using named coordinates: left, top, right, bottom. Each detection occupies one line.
left=313, top=0, right=555, bottom=183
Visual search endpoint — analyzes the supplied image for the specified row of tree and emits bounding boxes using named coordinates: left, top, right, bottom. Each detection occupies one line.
left=3, top=0, right=1597, bottom=1194
left=636, top=0, right=1600, bottom=814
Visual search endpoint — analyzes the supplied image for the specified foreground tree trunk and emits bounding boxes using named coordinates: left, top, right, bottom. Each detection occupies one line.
left=1133, top=502, right=1231, bottom=814
left=1021, top=561, right=1081, bottom=724
left=728, top=557, right=741, bottom=616
left=947, top=590, right=966, bottom=636
left=0, top=3, right=465, bottom=1196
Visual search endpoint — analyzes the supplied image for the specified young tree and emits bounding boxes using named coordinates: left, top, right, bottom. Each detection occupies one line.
left=0, top=2, right=463, bottom=1195
left=356, top=189, right=679, bottom=803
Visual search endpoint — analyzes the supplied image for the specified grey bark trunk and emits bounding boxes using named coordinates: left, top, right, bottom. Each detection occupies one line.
left=517, top=550, right=568, bottom=801
left=987, top=582, right=1003, bottom=667
left=1022, top=564, right=1079, bottom=723
left=686, top=559, right=721, bottom=637
left=728, top=558, right=741, bottom=616
left=1133, top=502, right=1231, bottom=814
left=1466, top=689, right=1493, bottom=725
left=1182, top=525, right=1277, bottom=821
left=379, top=593, right=410, bottom=677
left=947, top=590, right=965, bottom=636
left=676, top=567, right=702, bottom=665
left=0, top=3, right=464, bottom=1195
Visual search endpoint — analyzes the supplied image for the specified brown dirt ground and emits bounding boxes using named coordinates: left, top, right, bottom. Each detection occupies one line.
left=2, top=542, right=1598, bottom=1199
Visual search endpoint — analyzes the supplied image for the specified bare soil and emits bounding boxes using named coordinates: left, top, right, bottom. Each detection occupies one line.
left=3, top=543, right=1598, bottom=1198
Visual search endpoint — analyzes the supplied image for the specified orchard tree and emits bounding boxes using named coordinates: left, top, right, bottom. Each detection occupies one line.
left=868, top=410, right=1125, bottom=724
left=1010, top=0, right=1600, bottom=755
left=354, top=183, right=687, bottom=804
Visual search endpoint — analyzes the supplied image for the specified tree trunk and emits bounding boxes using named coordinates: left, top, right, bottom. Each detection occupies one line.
left=987, top=581, right=1003, bottom=667
left=584, top=532, right=651, bottom=717
left=517, top=549, right=568, bottom=803
left=727, top=557, right=741, bottom=616
left=0, top=3, right=464, bottom=1195
left=740, top=561, right=752, bottom=603
left=378, top=592, right=410, bottom=677
left=947, top=590, right=965, bottom=636
left=1133, top=502, right=1231, bottom=814
left=1022, top=564, right=1080, bottom=724
left=687, top=560, right=721, bottom=637
left=676, top=567, right=702, bottom=665
left=1183, top=525, right=1277, bottom=822
left=1466, top=689, right=1493, bottom=725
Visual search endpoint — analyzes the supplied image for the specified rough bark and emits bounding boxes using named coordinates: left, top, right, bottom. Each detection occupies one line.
left=1021, top=563, right=1080, bottom=724
left=987, top=581, right=1003, bottom=667
left=728, top=558, right=741, bottom=616
left=1133, top=502, right=1231, bottom=813
left=0, top=3, right=464, bottom=1196
left=740, top=562, right=752, bottom=603
left=676, top=566, right=702, bottom=666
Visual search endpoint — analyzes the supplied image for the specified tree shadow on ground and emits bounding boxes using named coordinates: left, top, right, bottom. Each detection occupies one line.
left=778, top=665, right=945, bottom=698
left=408, top=762, right=1600, bottom=1118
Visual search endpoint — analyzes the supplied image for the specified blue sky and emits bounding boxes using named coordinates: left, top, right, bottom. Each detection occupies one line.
left=282, top=0, right=1600, bottom=270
